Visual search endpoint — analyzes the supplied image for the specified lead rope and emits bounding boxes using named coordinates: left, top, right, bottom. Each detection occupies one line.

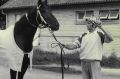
left=48, top=28, right=65, bottom=79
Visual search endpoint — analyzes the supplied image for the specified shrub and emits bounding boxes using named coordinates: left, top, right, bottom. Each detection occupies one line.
left=33, top=48, right=60, bottom=65
left=32, top=47, right=81, bottom=65
left=33, top=47, right=120, bottom=68
left=101, top=53, right=120, bottom=68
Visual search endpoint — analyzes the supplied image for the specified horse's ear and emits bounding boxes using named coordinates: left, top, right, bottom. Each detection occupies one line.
left=45, top=0, right=48, bottom=5
left=38, top=0, right=42, bottom=5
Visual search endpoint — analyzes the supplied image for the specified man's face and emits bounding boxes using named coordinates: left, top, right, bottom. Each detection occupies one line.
left=86, top=23, right=96, bottom=32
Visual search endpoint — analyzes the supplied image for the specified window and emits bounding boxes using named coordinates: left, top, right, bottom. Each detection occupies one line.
left=99, top=10, right=109, bottom=20
left=108, top=10, right=119, bottom=20
left=76, top=10, right=94, bottom=25
left=76, top=11, right=94, bottom=19
left=76, top=9, right=119, bottom=25
left=84, top=11, right=94, bottom=19
left=77, top=11, right=85, bottom=19
left=0, top=12, right=6, bottom=30
left=99, top=9, right=119, bottom=24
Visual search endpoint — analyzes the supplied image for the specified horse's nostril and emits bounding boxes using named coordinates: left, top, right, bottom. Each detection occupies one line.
left=56, top=23, right=59, bottom=27
left=50, top=25, right=59, bottom=31
left=56, top=26, right=59, bottom=30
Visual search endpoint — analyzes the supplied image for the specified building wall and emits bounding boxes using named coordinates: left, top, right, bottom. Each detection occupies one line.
left=6, top=10, right=26, bottom=27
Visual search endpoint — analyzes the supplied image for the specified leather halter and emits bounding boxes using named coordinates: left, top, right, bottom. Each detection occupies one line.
left=26, top=5, right=49, bottom=29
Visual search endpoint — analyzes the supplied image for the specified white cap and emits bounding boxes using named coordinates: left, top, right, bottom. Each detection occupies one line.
left=85, top=17, right=101, bottom=27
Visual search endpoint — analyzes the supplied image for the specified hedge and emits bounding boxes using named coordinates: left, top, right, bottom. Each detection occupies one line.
left=33, top=47, right=120, bottom=68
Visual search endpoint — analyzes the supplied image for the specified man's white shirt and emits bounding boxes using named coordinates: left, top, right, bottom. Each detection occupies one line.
left=73, top=30, right=104, bottom=60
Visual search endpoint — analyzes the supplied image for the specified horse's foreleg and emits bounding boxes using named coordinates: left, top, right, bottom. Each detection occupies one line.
left=10, top=69, right=17, bottom=79
left=18, top=54, right=30, bottom=79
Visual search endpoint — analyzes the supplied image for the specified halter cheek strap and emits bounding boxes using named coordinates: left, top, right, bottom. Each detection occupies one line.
left=25, top=5, right=50, bottom=29
left=26, top=14, right=37, bottom=28
left=36, top=5, right=48, bottom=28
left=26, top=13, right=48, bottom=29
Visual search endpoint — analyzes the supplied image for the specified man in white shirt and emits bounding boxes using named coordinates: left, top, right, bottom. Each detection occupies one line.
left=62, top=17, right=113, bottom=79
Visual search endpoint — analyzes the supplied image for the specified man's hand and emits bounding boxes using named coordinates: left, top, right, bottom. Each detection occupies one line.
left=96, top=22, right=102, bottom=29
left=59, top=43, right=65, bottom=48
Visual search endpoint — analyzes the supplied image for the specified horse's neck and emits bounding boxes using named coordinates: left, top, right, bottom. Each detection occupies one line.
left=27, top=7, right=38, bottom=26
left=14, top=8, right=38, bottom=52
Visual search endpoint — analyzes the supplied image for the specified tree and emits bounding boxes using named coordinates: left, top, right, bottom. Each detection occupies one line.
left=0, top=0, right=9, bottom=6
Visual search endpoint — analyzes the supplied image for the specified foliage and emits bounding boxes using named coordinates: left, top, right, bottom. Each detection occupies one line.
left=33, top=48, right=60, bottom=65
left=32, top=47, right=81, bottom=65
left=33, top=47, right=120, bottom=68
left=101, top=53, right=120, bottom=68
left=0, top=0, right=8, bottom=6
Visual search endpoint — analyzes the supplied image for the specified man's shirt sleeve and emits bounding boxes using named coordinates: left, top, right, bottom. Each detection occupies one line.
left=73, top=33, right=87, bottom=48
left=73, top=37, right=81, bottom=48
left=97, top=31, right=105, bottom=44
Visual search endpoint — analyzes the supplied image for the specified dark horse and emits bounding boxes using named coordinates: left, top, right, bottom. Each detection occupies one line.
left=9, top=0, right=59, bottom=79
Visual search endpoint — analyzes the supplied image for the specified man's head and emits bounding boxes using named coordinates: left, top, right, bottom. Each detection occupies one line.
left=85, top=17, right=101, bottom=32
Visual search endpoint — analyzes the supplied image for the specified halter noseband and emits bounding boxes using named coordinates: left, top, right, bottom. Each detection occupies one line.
left=26, top=5, right=49, bottom=29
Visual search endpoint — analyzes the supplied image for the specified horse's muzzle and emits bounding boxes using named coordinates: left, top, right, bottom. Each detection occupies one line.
left=49, top=23, right=59, bottom=31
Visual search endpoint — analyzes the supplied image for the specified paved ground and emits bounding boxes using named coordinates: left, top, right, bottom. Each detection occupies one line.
left=0, top=66, right=82, bottom=79
left=1, top=65, right=120, bottom=79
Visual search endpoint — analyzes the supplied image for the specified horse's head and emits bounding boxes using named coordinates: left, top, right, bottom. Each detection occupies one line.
left=36, top=0, right=59, bottom=31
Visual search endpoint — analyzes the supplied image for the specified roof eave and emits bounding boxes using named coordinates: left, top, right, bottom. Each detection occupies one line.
left=1, top=1, right=120, bottom=10
left=49, top=1, right=120, bottom=6
left=0, top=5, right=37, bottom=10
